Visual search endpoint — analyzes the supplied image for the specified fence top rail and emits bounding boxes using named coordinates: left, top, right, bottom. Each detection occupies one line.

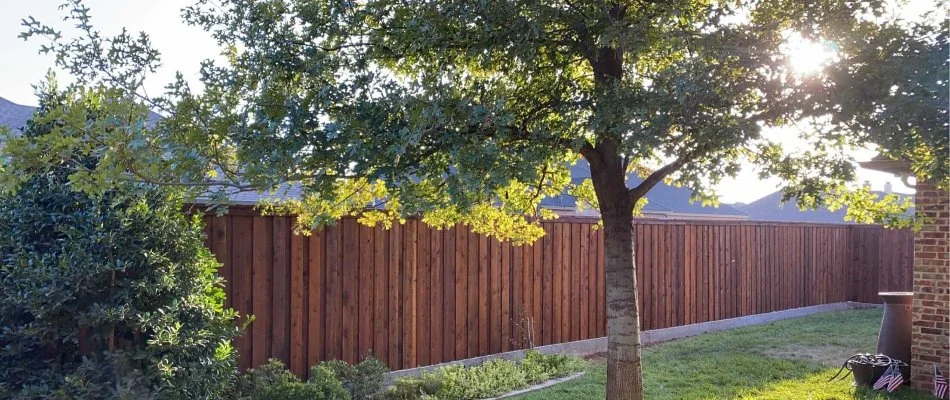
left=186, top=204, right=894, bottom=230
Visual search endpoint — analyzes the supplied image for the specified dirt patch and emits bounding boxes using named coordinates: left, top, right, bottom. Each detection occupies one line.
left=762, top=344, right=854, bottom=367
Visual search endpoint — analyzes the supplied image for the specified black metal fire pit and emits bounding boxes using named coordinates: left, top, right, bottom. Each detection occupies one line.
left=830, top=354, right=909, bottom=388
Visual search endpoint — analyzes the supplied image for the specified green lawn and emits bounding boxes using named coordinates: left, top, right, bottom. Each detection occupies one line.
left=514, top=309, right=935, bottom=400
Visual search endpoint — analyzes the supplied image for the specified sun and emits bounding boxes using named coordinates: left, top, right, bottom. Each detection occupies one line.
left=784, top=32, right=837, bottom=74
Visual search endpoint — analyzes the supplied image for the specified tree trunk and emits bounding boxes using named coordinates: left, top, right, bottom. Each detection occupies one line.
left=602, top=204, right=643, bottom=400
left=588, top=150, right=644, bottom=400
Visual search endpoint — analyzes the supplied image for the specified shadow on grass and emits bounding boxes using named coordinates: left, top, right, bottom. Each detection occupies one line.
left=643, top=351, right=824, bottom=399
left=514, top=309, right=935, bottom=400
left=733, top=367, right=932, bottom=400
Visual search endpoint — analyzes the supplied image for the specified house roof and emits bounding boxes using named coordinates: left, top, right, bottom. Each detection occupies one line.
left=211, top=161, right=749, bottom=219
left=0, top=96, right=163, bottom=134
left=0, top=97, right=37, bottom=134
left=736, top=190, right=914, bottom=224
left=858, top=153, right=913, bottom=175
left=0, top=95, right=747, bottom=219
left=541, top=159, right=748, bottom=218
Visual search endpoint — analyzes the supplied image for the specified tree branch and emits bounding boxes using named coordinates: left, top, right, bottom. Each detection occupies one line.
left=627, top=157, right=687, bottom=202
left=579, top=141, right=600, bottom=167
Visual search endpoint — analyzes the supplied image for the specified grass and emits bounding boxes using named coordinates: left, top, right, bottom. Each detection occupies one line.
left=514, top=309, right=935, bottom=400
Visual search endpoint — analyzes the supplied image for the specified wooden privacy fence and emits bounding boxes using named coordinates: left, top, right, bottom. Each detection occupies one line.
left=199, top=209, right=913, bottom=376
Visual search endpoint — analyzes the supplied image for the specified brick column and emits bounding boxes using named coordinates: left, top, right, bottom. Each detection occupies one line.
left=910, top=180, right=950, bottom=391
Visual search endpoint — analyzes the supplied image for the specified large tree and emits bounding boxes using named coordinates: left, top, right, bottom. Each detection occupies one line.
left=7, top=0, right=946, bottom=398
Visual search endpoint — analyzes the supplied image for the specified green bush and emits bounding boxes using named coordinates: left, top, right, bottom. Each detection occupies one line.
left=520, top=351, right=552, bottom=384
left=236, top=360, right=329, bottom=400
left=437, top=360, right=527, bottom=400
left=315, top=355, right=388, bottom=399
left=520, top=350, right=583, bottom=384
left=320, top=356, right=389, bottom=400
left=386, top=373, right=443, bottom=400
left=0, top=97, right=240, bottom=399
left=237, top=357, right=388, bottom=400
left=308, top=364, right=353, bottom=400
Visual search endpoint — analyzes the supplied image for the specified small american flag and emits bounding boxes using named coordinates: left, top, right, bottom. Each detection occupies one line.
left=873, top=365, right=894, bottom=390
left=886, top=365, right=904, bottom=392
left=935, top=366, right=948, bottom=399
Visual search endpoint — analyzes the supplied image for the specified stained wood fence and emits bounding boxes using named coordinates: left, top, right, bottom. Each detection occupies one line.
left=199, top=208, right=913, bottom=376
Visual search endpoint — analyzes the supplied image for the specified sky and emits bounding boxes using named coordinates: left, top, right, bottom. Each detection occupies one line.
left=0, top=1, right=928, bottom=204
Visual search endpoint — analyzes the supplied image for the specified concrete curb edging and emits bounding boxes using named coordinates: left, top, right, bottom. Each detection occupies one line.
left=386, top=337, right=603, bottom=381
left=486, top=372, right=586, bottom=400
left=388, top=301, right=873, bottom=382
left=847, top=301, right=884, bottom=309
left=640, top=302, right=854, bottom=344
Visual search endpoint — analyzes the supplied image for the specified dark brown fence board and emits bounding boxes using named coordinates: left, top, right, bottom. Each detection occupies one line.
left=541, top=224, right=553, bottom=345
left=231, top=216, right=253, bottom=370
left=444, top=226, right=457, bottom=360
left=478, top=234, right=490, bottom=354
left=467, top=234, right=479, bottom=358
left=402, top=220, right=417, bottom=368
left=417, top=225, right=432, bottom=366
left=501, top=240, right=511, bottom=351
left=456, top=226, right=469, bottom=359
left=272, top=217, right=291, bottom=364
left=373, top=225, right=388, bottom=364
left=388, top=224, right=403, bottom=369
left=324, top=224, right=342, bottom=362
left=358, top=224, right=374, bottom=362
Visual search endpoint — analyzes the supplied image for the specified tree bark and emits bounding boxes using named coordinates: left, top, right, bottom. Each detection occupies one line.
left=588, top=148, right=644, bottom=400
left=602, top=203, right=643, bottom=400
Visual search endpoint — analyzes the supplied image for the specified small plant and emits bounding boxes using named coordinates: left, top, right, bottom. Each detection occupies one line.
left=520, top=350, right=583, bottom=384
left=386, top=374, right=443, bottom=400
left=439, top=359, right=528, bottom=399
left=237, top=359, right=352, bottom=400
left=308, top=364, right=353, bottom=400
left=316, top=354, right=389, bottom=399
left=235, top=359, right=325, bottom=400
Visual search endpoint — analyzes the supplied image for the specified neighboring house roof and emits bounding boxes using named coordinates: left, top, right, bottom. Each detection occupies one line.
left=0, top=97, right=37, bottom=134
left=211, top=159, right=748, bottom=220
left=0, top=96, right=163, bottom=134
left=736, top=188, right=914, bottom=224
left=1, top=95, right=747, bottom=220
left=542, top=159, right=748, bottom=220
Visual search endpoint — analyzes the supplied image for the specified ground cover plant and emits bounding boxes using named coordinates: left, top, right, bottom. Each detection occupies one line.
left=235, top=356, right=388, bottom=400
left=386, top=350, right=583, bottom=400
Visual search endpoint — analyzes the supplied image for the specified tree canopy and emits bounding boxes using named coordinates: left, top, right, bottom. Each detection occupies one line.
left=6, top=0, right=943, bottom=239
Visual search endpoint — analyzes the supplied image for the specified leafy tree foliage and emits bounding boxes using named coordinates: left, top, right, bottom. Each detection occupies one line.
left=8, top=1, right=946, bottom=398
left=0, top=90, right=240, bottom=399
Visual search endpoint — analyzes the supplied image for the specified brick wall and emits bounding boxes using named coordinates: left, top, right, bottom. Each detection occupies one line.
left=911, top=180, right=950, bottom=392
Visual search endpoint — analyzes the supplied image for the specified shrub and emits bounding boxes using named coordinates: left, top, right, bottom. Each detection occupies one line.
left=235, top=359, right=318, bottom=400
left=436, top=360, right=527, bottom=400
left=308, top=364, right=352, bottom=400
left=386, top=372, right=444, bottom=400
left=317, top=355, right=389, bottom=399
left=520, top=351, right=552, bottom=384
left=520, top=350, right=583, bottom=384
left=0, top=94, right=240, bottom=399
